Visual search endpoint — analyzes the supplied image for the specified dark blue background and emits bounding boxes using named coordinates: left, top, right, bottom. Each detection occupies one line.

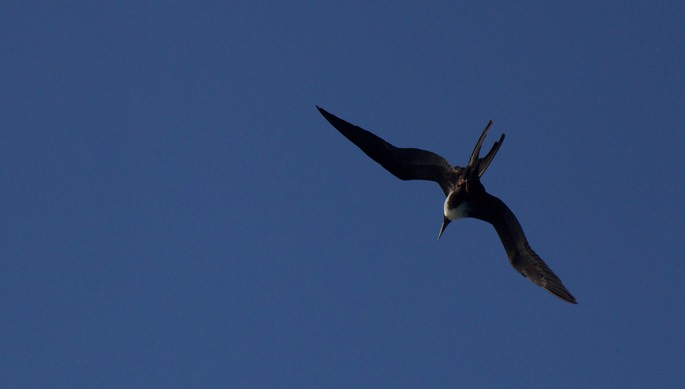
left=2, top=2, right=684, bottom=387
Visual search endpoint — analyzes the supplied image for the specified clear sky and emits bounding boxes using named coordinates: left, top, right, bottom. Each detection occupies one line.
left=2, top=1, right=684, bottom=388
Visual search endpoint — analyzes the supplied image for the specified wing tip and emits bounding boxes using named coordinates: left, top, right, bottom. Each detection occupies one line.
left=547, top=287, right=578, bottom=304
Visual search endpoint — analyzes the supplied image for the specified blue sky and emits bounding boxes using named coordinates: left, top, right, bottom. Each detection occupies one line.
left=2, top=1, right=684, bottom=388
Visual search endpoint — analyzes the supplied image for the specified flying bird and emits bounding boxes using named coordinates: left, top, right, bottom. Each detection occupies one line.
left=317, top=106, right=576, bottom=304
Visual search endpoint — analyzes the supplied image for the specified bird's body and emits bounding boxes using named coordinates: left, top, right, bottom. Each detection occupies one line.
left=317, top=106, right=576, bottom=304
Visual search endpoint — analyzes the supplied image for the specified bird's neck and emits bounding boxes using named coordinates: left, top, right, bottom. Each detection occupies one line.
left=467, top=193, right=529, bottom=259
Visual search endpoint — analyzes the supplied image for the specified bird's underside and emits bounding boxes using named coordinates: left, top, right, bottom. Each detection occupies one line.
left=317, top=106, right=576, bottom=304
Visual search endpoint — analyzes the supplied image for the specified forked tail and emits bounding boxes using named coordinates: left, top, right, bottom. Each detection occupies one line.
left=466, top=120, right=506, bottom=177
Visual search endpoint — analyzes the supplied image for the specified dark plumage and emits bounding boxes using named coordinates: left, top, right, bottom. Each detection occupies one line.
left=317, top=106, right=576, bottom=304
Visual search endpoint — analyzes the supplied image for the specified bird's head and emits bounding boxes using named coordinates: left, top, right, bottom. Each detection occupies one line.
left=437, top=187, right=471, bottom=239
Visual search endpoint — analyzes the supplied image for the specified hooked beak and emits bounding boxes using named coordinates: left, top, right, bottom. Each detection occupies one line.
left=437, top=216, right=451, bottom=240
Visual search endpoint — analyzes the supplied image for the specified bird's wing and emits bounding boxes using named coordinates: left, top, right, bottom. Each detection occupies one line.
left=510, top=246, right=577, bottom=304
left=317, top=106, right=456, bottom=195
left=478, top=195, right=577, bottom=304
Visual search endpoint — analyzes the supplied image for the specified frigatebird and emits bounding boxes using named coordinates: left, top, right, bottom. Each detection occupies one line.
left=317, top=106, right=576, bottom=304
